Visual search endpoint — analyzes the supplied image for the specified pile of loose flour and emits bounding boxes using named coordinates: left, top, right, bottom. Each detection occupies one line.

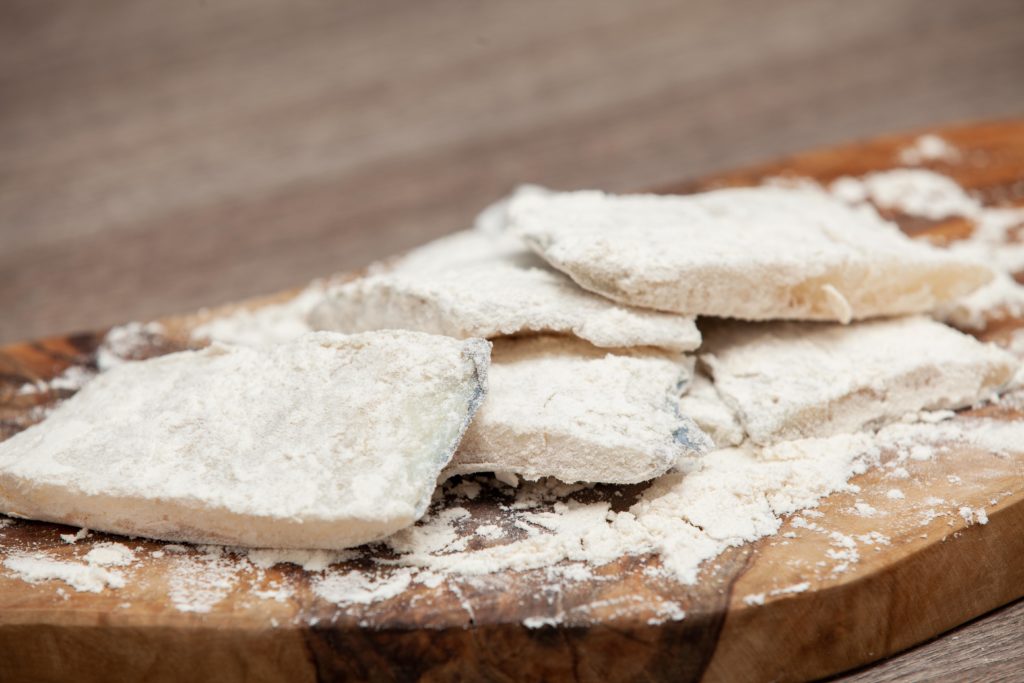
left=2, top=133, right=1022, bottom=623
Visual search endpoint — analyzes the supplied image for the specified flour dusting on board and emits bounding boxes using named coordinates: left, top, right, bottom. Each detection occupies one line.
left=166, top=545, right=244, bottom=613
left=897, top=135, right=961, bottom=165
left=2, top=542, right=135, bottom=593
left=830, top=169, right=982, bottom=219
left=97, top=321, right=167, bottom=371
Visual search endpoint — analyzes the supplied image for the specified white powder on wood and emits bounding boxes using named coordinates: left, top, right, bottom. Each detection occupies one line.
left=167, top=546, right=242, bottom=613
left=370, top=414, right=1022, bottom=589
left=244, top=548, right=359, bottom=572
left=59, top=528, right=89, bottom=544
left=938, top=207, right=1024, bottom=330
left=3, top=555, right=125, bottom=593
left=511, top=187, right=990, bottom=322
left=97, top=321, right=167, bottom=371
left=0, top=331, right=489, bottom=549
left=84, top=542, right=135, bottom=566
left=3, top=541, right=134, bottom=593
left=18, top=366, right=95, bottom=396
left=771, top=581, right=811, bottom=596
left=939, top=272, right=1024, bottom=331
left=957, top=507, right=989, bottom=526
left=830, top=170, right=982, bottom=219
left=897, top=135, right=961, bottom=165
left=383, top=431, right=881, bottom=584
left=313, top=568, right=416, bottom=606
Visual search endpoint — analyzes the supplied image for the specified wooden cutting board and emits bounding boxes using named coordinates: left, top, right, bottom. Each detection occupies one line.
left=1, top=120, right=1023, bottom=683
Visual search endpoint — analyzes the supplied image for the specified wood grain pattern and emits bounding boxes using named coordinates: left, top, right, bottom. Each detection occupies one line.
left=0, top=121, right=1022, bottom=681
left=3, top=0, right=1024, bottom=345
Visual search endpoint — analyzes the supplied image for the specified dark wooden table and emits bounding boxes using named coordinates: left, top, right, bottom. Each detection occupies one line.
left=1, top=1, right=1023, bottom=679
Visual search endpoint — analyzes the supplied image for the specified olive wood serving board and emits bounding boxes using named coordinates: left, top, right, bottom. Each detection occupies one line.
left=1, top=120, right=1023, bottom=683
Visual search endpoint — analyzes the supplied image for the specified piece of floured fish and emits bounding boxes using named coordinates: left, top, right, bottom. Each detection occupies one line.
left=701, top=316, right=1018, bottom=445
left=0, top=331, right=489, bottom=549
left=510, top=187, right=992, bottom=322
left=310, top=230, right=701, bottom=352
left=447, top=335, right=711, bottom=484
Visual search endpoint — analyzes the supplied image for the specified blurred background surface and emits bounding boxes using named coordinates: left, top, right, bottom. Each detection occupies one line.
left=1, top=0, right=1024, bottom=343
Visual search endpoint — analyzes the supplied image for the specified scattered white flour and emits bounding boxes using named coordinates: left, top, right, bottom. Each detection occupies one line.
left=84, top=542, right=135, bottom=566
left=897, top=135, right=961, bottom=165
left=97, top=321, right=167, bottom=371
left=856, top=531, right=891, bottom=547
left=886, top=489, right=906, bottom=500
left=853, top=502, right=878, bottom=517
left=830, top=169, right=982, bottom=220
left=2, top=555, right=125, bottom=593
left=523, top=615, right=562, bottom=629
left=887, top=466, right=910, bottom=480
left=475, top=524, right=503, bottom=540
left=360, top=414, right=1022, bottom=590
left=49, top=366, right=94, bottom=392
left=646, top=601, right=687, bottom=625
left=941, top=273, right=1024, bottom=332
left=310, top=230, right=701, bottom=352
left=251, top=582, right=294, bottom=603
left=771, top=581, right=810, bottom=596
left=0, top=332, right=489, bottom=549
left=511, top=186, right=991, bottom=322
left=190, top=283, right=328, bottom=347
left=825, top=532, right=860, bottom=573
left=383, top=432, right=882, bottom=584
left=743, top=593, right=766, bottom=606
left=245, top=548, right=359, bottom=572
left=313, top=567, right=416, bottom=606
left=958, top=507, right=989, bottom=526
left=951, top=207, right=1024, bottom=271
left=18, top=366, right=95, bottom=396
left=938, top=207, right=1024, bottom=330
left=2, top=542, right=135, bottom=593
left=59, top=528, right=89, bottom=544
left=167, top=546, right=242, bottom=613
